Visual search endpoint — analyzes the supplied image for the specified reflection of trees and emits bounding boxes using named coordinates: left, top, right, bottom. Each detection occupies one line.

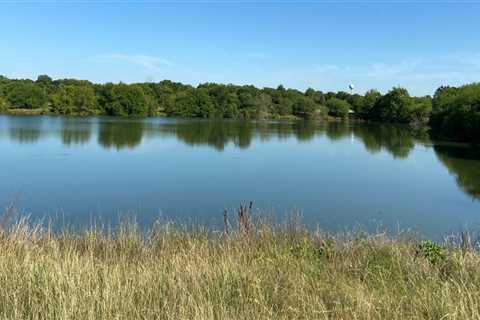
left=144, top=120, right=430, bottom=158
left=8, top=117, right=43, bottom=144
left=271, top=122, right=296, bottom=141
left=353, top=124, right=417, bottom=159
left=293, top=121, right=316, bottom=141
left=2, top=116, right=435, bottom=161
left=146, top=120, right=320, bottom=151
left=434, top=144, right=480, bottom=199
left=325, top=122, right=350, bottom=141
left=167, top=120, right=324, bottom=150
left=172, top=121, right=253, bottom=151
left=61, top=118, right=92, bottom=145
left=98, top=119, right=144, bottom=150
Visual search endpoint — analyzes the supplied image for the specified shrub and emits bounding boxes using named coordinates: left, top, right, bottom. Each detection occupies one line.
left=416, top=240, right=444, bottom=265
left=326, top=98, right=351, bottom=118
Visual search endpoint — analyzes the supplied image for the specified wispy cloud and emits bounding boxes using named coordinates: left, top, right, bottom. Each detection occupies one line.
left=312, top=53, right=480, bottom=94
left=316, top=54, right=480, bottom=81
left=96, top=54, right=172, bottom=72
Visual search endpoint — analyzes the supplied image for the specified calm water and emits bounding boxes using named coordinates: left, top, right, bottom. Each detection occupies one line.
left=1, top=115, right=479, bottom=237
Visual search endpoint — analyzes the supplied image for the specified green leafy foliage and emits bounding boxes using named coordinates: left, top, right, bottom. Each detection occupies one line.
left=326, top=97, right=351, bottom=118
left=430, top=83, right=480, bottom=142
left=51, top=84, right=98, bottom=115
left=292, top=96, right=317, bottom=118
left=5, top=81, right=47, bottom=109
left=416, top=240, right=444, bottom=265
left=0, top=75, right=478, bottom=142
left=99, top=83, right=153, bottom=116
left=0, top=95, right=8, bottom=111
left=289, top=238, right=335, bottom=261
left=369, top=87, right=415, bottom=123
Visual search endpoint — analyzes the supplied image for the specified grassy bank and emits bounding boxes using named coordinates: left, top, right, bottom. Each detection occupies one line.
left=2, top=108, right=48, bottom=116
left=0, top=214, right=479, bottom=320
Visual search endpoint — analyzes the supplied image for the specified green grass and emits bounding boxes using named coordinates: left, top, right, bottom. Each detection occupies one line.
left=0, top=215, right=479, bottom=319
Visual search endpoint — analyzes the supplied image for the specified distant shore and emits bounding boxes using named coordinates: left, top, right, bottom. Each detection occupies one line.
left=0, top=109, right=370, bottom=125
left=2, top=108, right=46, bottom=116
left=2, top=74, right=478, bottom=143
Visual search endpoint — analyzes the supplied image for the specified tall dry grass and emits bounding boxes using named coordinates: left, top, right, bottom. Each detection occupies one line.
left=0, top=211, right=479, bottom=319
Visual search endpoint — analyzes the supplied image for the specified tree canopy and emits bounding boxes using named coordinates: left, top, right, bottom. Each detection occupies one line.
left=326, top=98, right=351, bottom=118
left=430, top=83, right=480, bottom=142
left=0, top=75, right=479, bottom=143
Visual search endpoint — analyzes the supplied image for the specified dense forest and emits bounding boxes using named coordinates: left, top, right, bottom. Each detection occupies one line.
left=0, top=75, right=479, bottom=142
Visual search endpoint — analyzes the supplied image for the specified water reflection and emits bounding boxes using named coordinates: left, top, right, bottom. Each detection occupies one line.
left=1, top=116, right=480, bottom=202
left=164, top=121, right=254, bottom=151
left=98, top=119, right=144, bottom=150
left=353, top=124, right=429, bottom=159
left=291, top=121, right=317, bottom=141
left=0, top=117, right=456, bottom=161
left=61, top=118, right=92, bottom=145
left=434, top=144, right=480, bottom=199
left=325, top=122, right=349, bottom=141
left=7, top=117, right=44, bottom=144
left=0, top=116, right=445, bottom=159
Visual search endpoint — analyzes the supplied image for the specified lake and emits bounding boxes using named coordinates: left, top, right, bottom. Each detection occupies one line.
left=0, top=115, right=479, bottom=238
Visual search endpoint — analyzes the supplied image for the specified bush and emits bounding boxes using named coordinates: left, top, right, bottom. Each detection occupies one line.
left=416, top=240, right=444, bottom=265
left=292, top=96, right=317, bottom=118
left=326, top=97, right=351, bottom=118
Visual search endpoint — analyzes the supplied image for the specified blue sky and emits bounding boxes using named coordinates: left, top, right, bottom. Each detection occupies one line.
left=1, top=0, right=479, bottom=96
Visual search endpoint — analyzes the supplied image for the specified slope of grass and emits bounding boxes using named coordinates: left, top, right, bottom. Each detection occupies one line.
left=0, top=215, right=479, bottom=320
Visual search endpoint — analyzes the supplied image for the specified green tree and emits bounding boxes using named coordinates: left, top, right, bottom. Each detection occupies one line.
left=346, top=94, right=364, bottom=114
left=6, top=82, right=47, bottom=109
left=172, top=88, right=198, bottom=117
left=305, top=88, right=326, bottom=105
left=194, top=88, right=215, bottom=118
left=36, top=75, right=55, bottom=95
left=253, top=93, right=273, bottom=119
left=237, top=86, right=258, bottom=119
left=360, top=89, right=381, bottom=117
left=101, top=83, right=151, bottom=116
left=200, top=84, right=239, bottom=118
left=51, top=85, right=98, bottom=115
left=430, top=83, right=480, bottom=142
left=51, top=85, right=75, bottom=114
left=270, top=85, right=294, bottom=116
left=326, top=98, right=351, bottom=118
left=370, top=87, right=414, bottom=123
left=410, top=97, right=432, bottom=125
left=292, top=96, right=317, bottom=118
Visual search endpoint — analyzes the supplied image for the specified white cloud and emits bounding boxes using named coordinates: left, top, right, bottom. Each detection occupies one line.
left=96, top=54, right=172, bottom=72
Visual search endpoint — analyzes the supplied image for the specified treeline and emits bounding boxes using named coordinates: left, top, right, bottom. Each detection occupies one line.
left=430, top=84, right=480, bottom=142
left=0, top=75, right=479, bottom=142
